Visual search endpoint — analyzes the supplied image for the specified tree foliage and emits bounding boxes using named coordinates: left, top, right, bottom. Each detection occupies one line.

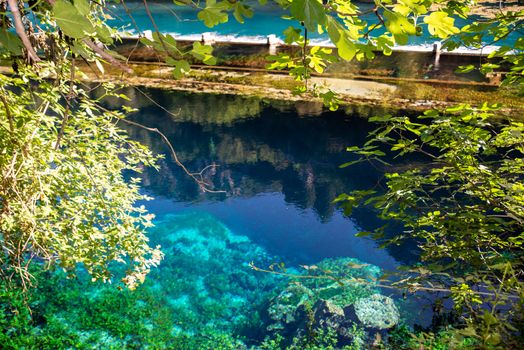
left=0, top=62, right=163, bottom=290
left=340, top=107, right=524, bottom=348
left=0, top=0, right=166, bottom=290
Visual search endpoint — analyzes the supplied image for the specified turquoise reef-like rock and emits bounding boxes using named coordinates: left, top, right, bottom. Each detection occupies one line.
left=300, top=257, right=382, bottom=307
left=148, top=211, right=283, bottom=338
left=267, top=283, right=315, bottom=330
left=354, top=293, right=400, bottom=329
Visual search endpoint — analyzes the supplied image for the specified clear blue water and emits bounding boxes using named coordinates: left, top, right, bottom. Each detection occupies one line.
left=21, top=90, right=432, bottom=348
left=117, top=89, right=430, bottom=340
left=108, top=1, right=519, bottom=46
left=123, top=92, right=405, bottom=270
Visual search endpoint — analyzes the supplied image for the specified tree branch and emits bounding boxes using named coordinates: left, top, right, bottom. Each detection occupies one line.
left=55, top=58, right=76, bottom=150
left=118, top=118, right=225, bottom=193
left=82, top=38, right=133, bottom=74
left=0, top=91, right=14, bottom=133
left=7, top=0, right=40, bottom=62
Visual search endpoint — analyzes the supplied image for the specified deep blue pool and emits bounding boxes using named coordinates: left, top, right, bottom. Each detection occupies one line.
left=28, top=89, right=434, bottom=348
left=117, top=90, right=410, bottom=266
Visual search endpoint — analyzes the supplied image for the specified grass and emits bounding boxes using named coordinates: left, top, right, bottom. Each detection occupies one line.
left=392, top=81, right=523, bottom=108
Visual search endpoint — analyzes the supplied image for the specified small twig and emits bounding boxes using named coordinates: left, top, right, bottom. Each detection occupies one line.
left=302, top=25, right=308, bottom=90
left=195, top=163, right=219, bottom=176
left=141, top=0, right=180, bottom=58
left=118, top=118, right=225, bottom=193
left=374, top=8, right=386, bottom=27
left=7, top=0, right=40, bottom=62
left=0, top=90, right=14, bottom=132
left=121, top=0, right=143, bottom=37
left=250, top=263, right=520, bottom=299
left=133, top=86, right=181, bottom=119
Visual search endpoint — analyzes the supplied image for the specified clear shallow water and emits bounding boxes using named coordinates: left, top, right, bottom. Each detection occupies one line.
left=108, top=1, right=519, bottom=46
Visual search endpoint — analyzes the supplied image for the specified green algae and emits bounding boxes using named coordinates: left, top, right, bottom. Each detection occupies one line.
left=0, top=212, right=285, bottom=349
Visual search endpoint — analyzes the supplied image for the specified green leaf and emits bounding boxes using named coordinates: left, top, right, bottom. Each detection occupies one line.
left=74, top=0, right=90, bottom=16
left=456, top=64, right=475, bottom=74
left=191, top=42, right=216, bottom=65
left=327, top=16, right=355, bottom=61
left=424, top=11, right=459, bottom=39
left=355, top=231, right=373, bottom=237
left=283, top=26, right=302, bottom=44
left=339, top=160, right=361, bottom=168
left=289, top=0, right=326, bottom=32
left=0, top=30, right=23, bottom=55
left=96, top=25, right=113, bottom=45
left=376, top=35, right=394, bottom=56
left=383, top=10, right=416, bottom=45
left=167, top=58, right=191, bottom=79
left=197, top=0, right=229, bottom=28
left=233, top=2, right=253, bottom=24
left=53, top=0, right=95, bottom=39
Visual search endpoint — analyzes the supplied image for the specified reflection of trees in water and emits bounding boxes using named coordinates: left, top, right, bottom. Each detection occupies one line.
left=120, top=89, right=391, bottom=220
left=117, top=88, right=421, bottom=263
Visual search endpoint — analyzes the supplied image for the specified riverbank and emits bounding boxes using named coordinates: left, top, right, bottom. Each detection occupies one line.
left=0, top=60, right=520, bottom=117
left=75, top=61, right=523, bottom=118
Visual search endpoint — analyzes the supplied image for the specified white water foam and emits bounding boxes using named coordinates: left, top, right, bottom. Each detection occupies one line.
left=122, top=31, right=501, bottom=55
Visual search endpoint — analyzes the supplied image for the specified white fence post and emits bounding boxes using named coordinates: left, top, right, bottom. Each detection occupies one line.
left=433, top=41, right=442, bottom=70
left=267, top=34, right=279, bottom=55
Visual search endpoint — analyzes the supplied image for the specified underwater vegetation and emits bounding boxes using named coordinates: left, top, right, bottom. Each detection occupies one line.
left=1, top=212, right=283, bottom=348
left=1, top=211, right=414, bottom=349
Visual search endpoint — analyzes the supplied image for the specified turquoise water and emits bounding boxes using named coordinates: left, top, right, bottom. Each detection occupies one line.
left=18, top=91, right=430, bottom=348
left=108, top=1, right=519, bottom=46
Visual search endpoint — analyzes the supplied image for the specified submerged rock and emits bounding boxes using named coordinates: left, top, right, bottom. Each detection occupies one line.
left=265, top=257, right=383, bottom=342
left=300, top=257, right=382, bottom=308
left=267, top=282, right=314, bottom=329
left=354, top=294, right=400, bottom=329
left=313, top=299, right=345, bottom=329
left=145, top=212, right=284, bottom=340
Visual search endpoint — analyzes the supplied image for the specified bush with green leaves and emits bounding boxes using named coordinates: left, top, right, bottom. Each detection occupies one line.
left=0, top=63, right=163, bottom=290
left=338, top=103, right=524, bottom=347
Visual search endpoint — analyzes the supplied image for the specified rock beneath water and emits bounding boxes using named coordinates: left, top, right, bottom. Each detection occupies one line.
left=354, top=294, right=400, bottom=329
left=147, top=211, right=283, bottom=338
left=267, top=283, right=314, bottom=329
left=313, top=299, right=345, bottom=329
left=265, top=257, right=383, bottom=345
left=300, top=257, right=382, bottom=308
